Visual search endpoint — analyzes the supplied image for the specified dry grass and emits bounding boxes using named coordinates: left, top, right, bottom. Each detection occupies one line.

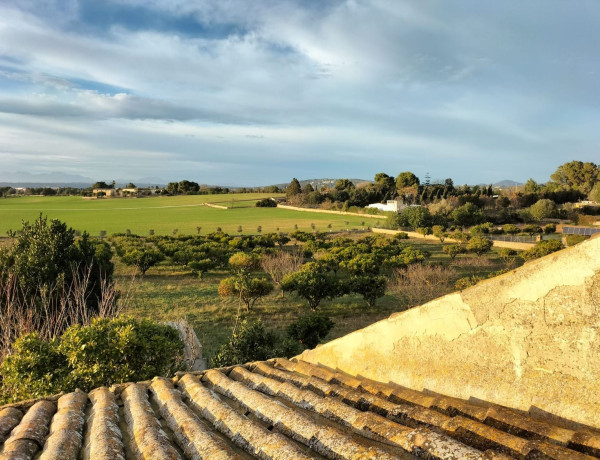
left=451, top=256, right=495, bottom=268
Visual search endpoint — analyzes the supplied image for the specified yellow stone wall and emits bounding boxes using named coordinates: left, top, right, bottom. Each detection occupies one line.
left=300, top=235, right=600, bottom=428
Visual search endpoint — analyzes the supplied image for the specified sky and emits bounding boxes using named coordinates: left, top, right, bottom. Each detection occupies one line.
left=0, top=0, right=598, bottom=186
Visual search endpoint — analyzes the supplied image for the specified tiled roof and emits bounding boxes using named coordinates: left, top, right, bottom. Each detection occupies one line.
left=0, top=358, right=598, bottom=460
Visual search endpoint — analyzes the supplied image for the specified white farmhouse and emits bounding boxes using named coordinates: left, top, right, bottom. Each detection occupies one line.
left=366, top=200, right=402, bottom=213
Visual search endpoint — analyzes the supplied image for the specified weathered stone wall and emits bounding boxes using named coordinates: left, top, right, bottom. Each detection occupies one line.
left=300, top=235, right=600, bottom=428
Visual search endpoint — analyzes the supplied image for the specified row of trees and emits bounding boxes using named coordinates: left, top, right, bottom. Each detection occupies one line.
left=283, top=161, right=600, bottom=226
left=285, top=173, right=494, bottom=209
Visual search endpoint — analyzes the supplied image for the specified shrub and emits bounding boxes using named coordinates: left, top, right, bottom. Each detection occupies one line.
left=529, top=199, right=556, bottom=221
left=432, top=225, right=448, bottom=242
left=543, top=224, right=556, bottom=234
left=498, top=248, right=518, bottom=267
left=281, top=263, right=346, bottom=310
left=348, top=275, right=387, bottom=308
left=521, top=239, right=564, bottom=261
left=211, top=319, right=301, bottom=367
left=455, top=275, right=485, bottom=290
left=0, top=216, right=116, bottom=345
left=443, top=244, right=466, bottom=260
left=416, top=227, right=432, bottom=236
left=565, top=235, right=588, bottom=246
left=450, top=203, right=483, bottom=227
left=218, top=276, right=273, bottom=311
left=228, top=252, right=261, bottom=273
left=0, top=318, right=184, bottom=403
left=503, top=224, right=519, bottom=235
left=466, top=235, right=493, bottom=256
left=121, top=248, right=164, bottom=275
left=189, top=259, right=216, bottom=278
left=401, top=206, right=432, bottom=229
left=286, top=314, right=334, bottom=349
left=522, top=224, right=542, bottom=236
left=256, top=198, right=277, bottom=207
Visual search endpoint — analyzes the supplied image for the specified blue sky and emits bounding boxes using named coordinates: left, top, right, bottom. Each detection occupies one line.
left=0, top=0, right=598, bottom=185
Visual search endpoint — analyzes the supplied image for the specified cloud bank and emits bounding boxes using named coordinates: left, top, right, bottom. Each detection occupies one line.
left=0, top=0, right=598, bottom=185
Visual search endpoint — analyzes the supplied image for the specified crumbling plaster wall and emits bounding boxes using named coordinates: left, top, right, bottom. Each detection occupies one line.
left=300, top=236, right=600, bottom=428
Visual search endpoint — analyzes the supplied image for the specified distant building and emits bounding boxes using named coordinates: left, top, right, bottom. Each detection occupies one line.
left=365, top=199, right=416, bottom=213
left=121, top=188, right=139, bottom=197
left=92, top=188, right=116, bottom=197
left=574, top=200, right=598, bottom=208
left=92, top=188, right=139, bottom=198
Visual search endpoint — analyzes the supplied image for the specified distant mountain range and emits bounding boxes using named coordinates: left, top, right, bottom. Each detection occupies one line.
left=272, top=178, right=369, bottom=189
left=0, top=172, right=167, bottom=188
left=0, top=171, right=523, bottom=190
left=491, top=180, right=523, bottom=188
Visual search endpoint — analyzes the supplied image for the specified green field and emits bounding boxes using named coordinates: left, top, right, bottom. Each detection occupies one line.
left=0, top=194, right=377, bottom=236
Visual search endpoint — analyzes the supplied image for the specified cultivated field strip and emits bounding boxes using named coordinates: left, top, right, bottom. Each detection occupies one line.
left=0, top=360, right=599, bottom=459
left=0, top=194, right=369, bottom=235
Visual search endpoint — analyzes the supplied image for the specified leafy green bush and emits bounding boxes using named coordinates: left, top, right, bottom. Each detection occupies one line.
left=450, top=203, right=483, bottom=227
left=443, top=244, right=466, bottom=259
left=521, top=239, right=564, bottom=261
left=455, top=275, right=485, bottom=290
left=281, top=262, right=346, bottom=310
left=120, top=248, right=164, bottom=275
left=348, top=275, right=387, bottom=308
left=466, top=235, right=493, bottom=256
left=0, top=318, right=184, bottom=403
left=416, top=227, right=432, bottom=236
left=255, top=198, right=277, bottom=207
left=503, top=224, right=519, bottom=234
left=498, top=248, right=519, bottom=265
left=565, top=235, right=588, bottom=246
left=286, top=314, right=334, bottom=349
left=217, top=276, right=273, bottom=311
left=522, top=224, right=542, bottom=236
left=401, top=206, right=432, bottom=229
left=0, top=215, right=115, bottom=320
left=211, top=319, right=302, bottom=368
left=529, top=199, right=556, bottom=221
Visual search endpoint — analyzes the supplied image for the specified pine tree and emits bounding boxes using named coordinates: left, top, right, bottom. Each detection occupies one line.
left=286, top=178, right=302, bottom=197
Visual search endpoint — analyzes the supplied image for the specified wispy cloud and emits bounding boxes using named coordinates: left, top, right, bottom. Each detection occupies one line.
left=0, top=0, right=598, bottom=184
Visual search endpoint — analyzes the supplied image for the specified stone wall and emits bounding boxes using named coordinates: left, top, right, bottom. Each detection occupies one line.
left=276, top=204, right=387, bottom=219
left=300, top=235, right=600, bottom=428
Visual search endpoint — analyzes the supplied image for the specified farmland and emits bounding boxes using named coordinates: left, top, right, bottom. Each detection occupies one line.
left=0, top=194, right=376, bottom=236
left=116, top=236, right=518, bottom=359
left=0, top=193, right=524, bottom=364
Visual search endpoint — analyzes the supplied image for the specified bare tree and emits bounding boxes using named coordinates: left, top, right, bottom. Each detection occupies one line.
left=260, top=249, right=304, bottom=296
left=0, top=266, right=131, bottom=363
left=390, top=264, right=455, bottom=308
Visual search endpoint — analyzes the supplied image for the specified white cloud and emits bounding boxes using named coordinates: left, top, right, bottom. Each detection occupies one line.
left=0, top=1, right=598, bottom=184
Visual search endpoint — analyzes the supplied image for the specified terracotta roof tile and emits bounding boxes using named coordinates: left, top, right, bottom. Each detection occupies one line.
left=0, top=361, right=598, bottom=460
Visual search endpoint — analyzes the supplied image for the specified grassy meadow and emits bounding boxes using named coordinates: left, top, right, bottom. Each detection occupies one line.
left=0, top=194, right=377, bottom=236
